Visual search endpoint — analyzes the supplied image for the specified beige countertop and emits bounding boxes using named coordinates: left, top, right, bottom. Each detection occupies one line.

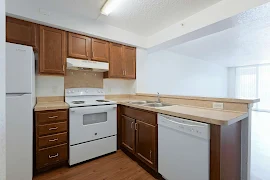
left=136, top=93, right=260, bottom=104
left=34, top=96, right=69, bottom=111
left=107, top=98, right=248, bottom=126
left=34, top=102, right=69, bottom=111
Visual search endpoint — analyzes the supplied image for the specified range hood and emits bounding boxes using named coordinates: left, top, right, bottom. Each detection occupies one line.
left=66, top=58, right=109, bottom=72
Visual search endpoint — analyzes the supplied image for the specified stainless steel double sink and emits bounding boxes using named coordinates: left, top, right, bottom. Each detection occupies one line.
left=128, top=101, right=172, bottom=107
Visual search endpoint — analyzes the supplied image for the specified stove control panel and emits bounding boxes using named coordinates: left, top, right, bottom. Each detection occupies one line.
left=65, top=88, right=105, bottom=96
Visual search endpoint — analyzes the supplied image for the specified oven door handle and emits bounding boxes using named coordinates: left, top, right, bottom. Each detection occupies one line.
left=70, top=104, right=117, bottom=114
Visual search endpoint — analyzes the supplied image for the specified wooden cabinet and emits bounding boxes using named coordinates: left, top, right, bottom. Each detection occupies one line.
left=135, top=120, right=156, bottom=169
left=39, top=26, right=66, bottom=75
left=6, top=17, right=39, bottom=51
left=6, top=17, right=136, bottom=78
left=68, top=33, right=91, bottom=60
left=123, top=46, right=136, bottom=79
left=121, top=115, right=135, bottom=153
left=92, top=38, right=109, bottom=62
left=35, top=109, right=68, bottom=172
left=105, top=44, right=136, bottom=79
left=120, top=106, right=157, bottom=171
left=108, top=43, right=124, bottom=78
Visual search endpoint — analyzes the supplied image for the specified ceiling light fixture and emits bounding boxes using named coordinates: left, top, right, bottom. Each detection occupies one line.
left=101, top=0, right=123, bottom=16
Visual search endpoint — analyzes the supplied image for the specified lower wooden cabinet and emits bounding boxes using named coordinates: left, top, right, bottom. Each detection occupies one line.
left=120, top=106, right=157, bottom=171
left=121, top=115, right=135, bottom=153
left=34, top=109, right=69, bottom=172
left=135, top=120, right=157, bottom=169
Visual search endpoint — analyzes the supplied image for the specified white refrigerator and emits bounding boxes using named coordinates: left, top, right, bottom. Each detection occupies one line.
left=6, top=43, right=35, bottom=180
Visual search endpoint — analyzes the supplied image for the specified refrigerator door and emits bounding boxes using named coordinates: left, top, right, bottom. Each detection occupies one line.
left=6, top=94, right=33, bottom=180
left=6, top=43, right=34, bottom=93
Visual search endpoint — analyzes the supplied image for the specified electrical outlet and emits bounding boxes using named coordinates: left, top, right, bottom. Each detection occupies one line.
left=212, top=102, right=224, bottom=109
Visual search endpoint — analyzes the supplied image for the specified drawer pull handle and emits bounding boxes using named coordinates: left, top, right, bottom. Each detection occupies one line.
left=49, top=127, right=58, bottom=131
left=49, top=153, right=59, bottom=159
left=49, top=116, right=58, bottom=119
left=49, top=138, right=58, bottom=142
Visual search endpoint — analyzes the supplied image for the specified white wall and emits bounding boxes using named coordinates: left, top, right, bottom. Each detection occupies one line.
left=136, top=50, right=228, bottom=97
left=228, top=67, right=236, bottom=98
left=36, top=76, right=64, bottom=97
left=0, top=0, right=6, bottom=179
left=103, top=79, right=136, bottom=95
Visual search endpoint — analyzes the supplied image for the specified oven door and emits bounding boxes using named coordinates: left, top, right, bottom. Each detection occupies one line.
left=69, top=104, right=117, bottom=145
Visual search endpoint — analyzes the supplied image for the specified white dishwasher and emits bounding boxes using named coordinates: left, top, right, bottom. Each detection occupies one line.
left=158, top=114, right=210, bottom=180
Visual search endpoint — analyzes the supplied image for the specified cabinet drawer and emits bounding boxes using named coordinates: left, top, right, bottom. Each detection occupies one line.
left=122, top=106, right=157, bottom=126
left=36, top=110, right=68, bottom=125
left=36, top=144, right=67, bottom=169
left=38, top=132, right=67, bottom=149
left=38, top=122, right=67, bottom=136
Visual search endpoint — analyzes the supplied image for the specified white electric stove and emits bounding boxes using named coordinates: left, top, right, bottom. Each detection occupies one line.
left=65, top=88, right=117, bottom=166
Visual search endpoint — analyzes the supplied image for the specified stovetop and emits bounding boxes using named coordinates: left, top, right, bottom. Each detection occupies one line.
left=65, top=88, right=116, bottom=108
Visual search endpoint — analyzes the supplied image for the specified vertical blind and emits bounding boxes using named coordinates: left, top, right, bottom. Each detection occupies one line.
left=235, top=65, right=270, bottom=111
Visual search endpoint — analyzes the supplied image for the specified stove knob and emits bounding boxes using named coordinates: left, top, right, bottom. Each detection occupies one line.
left=72, top=90, right=75, bottom=93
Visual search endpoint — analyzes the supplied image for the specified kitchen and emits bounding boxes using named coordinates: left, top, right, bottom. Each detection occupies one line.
left=1, top=0, right=270, bottom=180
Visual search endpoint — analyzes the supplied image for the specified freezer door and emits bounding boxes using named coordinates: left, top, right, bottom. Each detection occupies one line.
left=6, top=94, right=33, bottom=180
left=6, top=43, right=34, bottom=93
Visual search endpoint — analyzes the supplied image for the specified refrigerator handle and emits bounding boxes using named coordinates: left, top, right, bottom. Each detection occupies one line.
left=6, top=94, right=27, bottom=97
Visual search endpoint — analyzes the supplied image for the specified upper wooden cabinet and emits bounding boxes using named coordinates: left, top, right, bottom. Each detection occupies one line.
left=105, top=44, right=136, bottom=79
left=108, top=43, right=124, bottom=78
left=92, top=38, right=109, bottom=62
left=39, top=26, right=66, bottom=75
left=6, top=17, right=39, bottom=51
left=68, top=33, right=91, bottom=60
left=123, top=46, right=136, bottom=79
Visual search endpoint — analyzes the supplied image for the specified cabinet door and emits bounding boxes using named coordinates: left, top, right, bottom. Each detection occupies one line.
left=135, top=120, right=157, bottom=170
left=6, top=17, right=38, bottom=51
left=109, top=43, right=124, bottom=78
left=39, top=26, right=66, bottom=75
left=68, top=33, right=91, bottom=60
left=123, top=46, right=136, bottom=79
left=92, top=38, right=109, bottom=62
left=121, top=115, right=135, bottom=153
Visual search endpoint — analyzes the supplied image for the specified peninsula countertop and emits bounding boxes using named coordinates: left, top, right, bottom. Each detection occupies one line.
left=106, top=98, right=249, bottom=126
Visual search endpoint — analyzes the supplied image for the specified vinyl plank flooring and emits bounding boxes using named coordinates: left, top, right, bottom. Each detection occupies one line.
left=33, top=150, right=156, bottom=180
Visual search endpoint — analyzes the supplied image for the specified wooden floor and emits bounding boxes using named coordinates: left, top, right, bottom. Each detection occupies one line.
left=33, top=150, right=156, bottom=180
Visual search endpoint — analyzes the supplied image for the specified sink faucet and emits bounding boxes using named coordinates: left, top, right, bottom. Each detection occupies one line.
left=157, top=92, right=161, bottom=103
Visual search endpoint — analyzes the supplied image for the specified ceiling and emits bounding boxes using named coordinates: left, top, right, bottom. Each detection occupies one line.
left=168, top=3, right=270, bottom=67
left=98, top=0, right=222, bottom=36
left=15, top=0, right=222, bottom=36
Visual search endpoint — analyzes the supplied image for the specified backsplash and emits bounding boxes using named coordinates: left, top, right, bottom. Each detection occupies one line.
left=64, top=70, right=103, bottom=89
left=36, top=75, right=65, bottom=97
left=36, top=71, right=136, bottom=97
left=103, top=79, right=136, bottom=95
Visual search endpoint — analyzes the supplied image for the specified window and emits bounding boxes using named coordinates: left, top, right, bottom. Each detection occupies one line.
left=235, top=65, right=270, bottom=112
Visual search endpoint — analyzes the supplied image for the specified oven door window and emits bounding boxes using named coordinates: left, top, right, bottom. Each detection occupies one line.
left=83, top=112, right=107, bottom=125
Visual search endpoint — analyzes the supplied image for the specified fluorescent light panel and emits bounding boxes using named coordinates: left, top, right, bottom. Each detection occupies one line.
left=101, top=0, right=123, bottom=16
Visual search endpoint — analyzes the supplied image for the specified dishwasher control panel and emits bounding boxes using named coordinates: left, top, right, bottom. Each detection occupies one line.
left=158, top=114, right=210, bottom=140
